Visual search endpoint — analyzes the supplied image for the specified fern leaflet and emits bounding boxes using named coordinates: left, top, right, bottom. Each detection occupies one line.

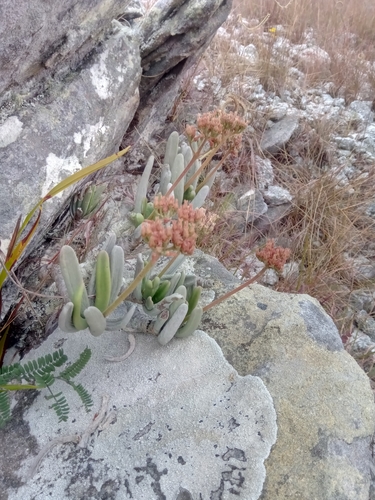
left=48, top=392, right=70, bottom=423
left=0, top=391, right=11, bottom=429
left=0, top=363, right=23, bottom=385
left=38, top=349, right=67, bottom=370
left=59, top=347, right=92, bottom=381
left=65, top=381, right=94, bottom=413
left=0, top=350, right=69, bottom=386
left=33, top=372, right=55, bottom=388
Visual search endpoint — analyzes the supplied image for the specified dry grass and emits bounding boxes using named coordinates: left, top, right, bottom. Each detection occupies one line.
left=183, top=0, right=375, bottom=349
left=274, top=163, right=375, bottom=327
left=202, top=0, right=375, bottom=103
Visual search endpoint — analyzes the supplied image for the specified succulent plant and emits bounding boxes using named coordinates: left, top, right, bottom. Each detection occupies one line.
left=58, top=241, right=135, bottom=336
left=130, top=155, right=155, bottom=227
left=70, top=184, right=106, bottom=220
left=132, top=255, right=203, bottom=345
left=129, top=131, right=213, bottom=230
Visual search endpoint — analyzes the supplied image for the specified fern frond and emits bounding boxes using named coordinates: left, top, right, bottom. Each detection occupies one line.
left=65, top=381, right=93, bottom=413
left=0, top=363, right=23, bottom=385
left=9, top=350, right=68, bottom=384
left=48, top=392, right=70, bottom=423
left=0, top=391, right=11, bottom=429
left=33, top=372, right=55, bottom=388
left=0, top=348, right=91, bottom=427
left=59, top=348, right=92, bottom=381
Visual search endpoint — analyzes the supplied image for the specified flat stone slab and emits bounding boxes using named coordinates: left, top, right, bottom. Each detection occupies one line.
left=260, top=115, right=299, bottom=154
left=3, top=328, right=277, bottom=500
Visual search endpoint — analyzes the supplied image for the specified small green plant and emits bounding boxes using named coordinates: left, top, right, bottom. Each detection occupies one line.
left=58, top=237, right=136, bottom=336
left=133, top=255, right=204, bottom=345
left=132, top=195, right=207, bottom=344
left=0, top=347, right=93, bottom=428
left=70, top=183, right=106, bottom=221
left=129, top=110, right=247, bottom=227
left=57, top=199, right=205, bottom=345
left=123, top=112, right=247, bottom=344
left=57, top=113, right=246, bottom=342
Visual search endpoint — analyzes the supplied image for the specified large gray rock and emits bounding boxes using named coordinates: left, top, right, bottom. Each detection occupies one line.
left=1, top=329, right=277, bottom=499
left=0, top=23, right=141, bottom=242
left=236, top=188, right=267, bottom=217
left=262, top=185, right=292, bottom=206
left=193, top=253, right=375, bottom=500
left=139, top=0, right=232, bottom=95
left=348, top=100, right=374, bottom=123
left=0, top=0, right=232, bottom=245
left=0, top=0, right=129, bottom=104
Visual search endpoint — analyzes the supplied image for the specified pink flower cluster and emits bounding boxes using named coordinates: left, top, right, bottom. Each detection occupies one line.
left=141, top=196, right=206, bottom=258
left=256, top=239, right=291, bottom=273
left=153, top=194, right=179, bottom=214
left=185, top=109, right=247, bottom=155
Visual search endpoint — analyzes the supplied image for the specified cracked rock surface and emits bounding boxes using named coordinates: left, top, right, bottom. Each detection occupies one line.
left=2, top=329, right=276, bottom=500
left=195, top=253, right=375, bottom=500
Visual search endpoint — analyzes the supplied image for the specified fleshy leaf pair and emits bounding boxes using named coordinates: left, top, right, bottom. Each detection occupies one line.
left=133, top=255, right=203, bottom=345
left=58, top=242, right=135, bottom=336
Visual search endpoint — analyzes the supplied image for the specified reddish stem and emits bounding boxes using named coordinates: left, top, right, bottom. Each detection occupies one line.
left=203, top=266, right=268, bottom=313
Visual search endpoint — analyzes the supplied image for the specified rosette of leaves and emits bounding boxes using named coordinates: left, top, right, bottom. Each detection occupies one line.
left=58, top=241, right=135, bottom=336
left=70, top=183, right=106, bottom=220
left=133, top=255, right=203, bottom=345
left=0, top=347, right=93, bottom=428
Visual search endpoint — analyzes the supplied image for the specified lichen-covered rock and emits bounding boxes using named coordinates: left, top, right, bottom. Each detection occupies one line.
left=262, top=185, right=293, bottom=206
left=0, top=24, right=141, bottom=241
left=194, top=253, right=375, bottom=500
left=235, top=188, right=268, bottom=224
left=260, top=114, right=299, bottom=154
left=1, top=329, right=277, bottom=500
left=0, top=0, right=130, bottom=104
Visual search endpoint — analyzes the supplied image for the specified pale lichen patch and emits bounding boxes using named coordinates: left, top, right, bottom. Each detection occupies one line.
left=90, top=50, right=111, bottom=99
left=73, top=132, right=82, bottom=144
left=42, top=153, right=81, bottom=197
left=0, top=116, right=23, bottom=148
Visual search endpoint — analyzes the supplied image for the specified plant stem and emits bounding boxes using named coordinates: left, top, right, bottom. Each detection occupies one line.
left=195, top=151, right=231, bottom=193
left=158, top=254, right=179, bottom=278
left=1, top=384, right=39, bottom=390
left=103, top=255, right=159, bottom=317
left=183, top=144, right=221, bottom=192
left=202, top=266, right=268, bottom=313
left=165, top=140, right=206, bottom=197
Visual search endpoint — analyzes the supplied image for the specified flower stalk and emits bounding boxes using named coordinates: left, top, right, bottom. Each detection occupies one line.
left=203, top=240, right=291, bottom=313
left=103, top=255, right=158, bottom=317
left=202, top=267, right=268, bottom=313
